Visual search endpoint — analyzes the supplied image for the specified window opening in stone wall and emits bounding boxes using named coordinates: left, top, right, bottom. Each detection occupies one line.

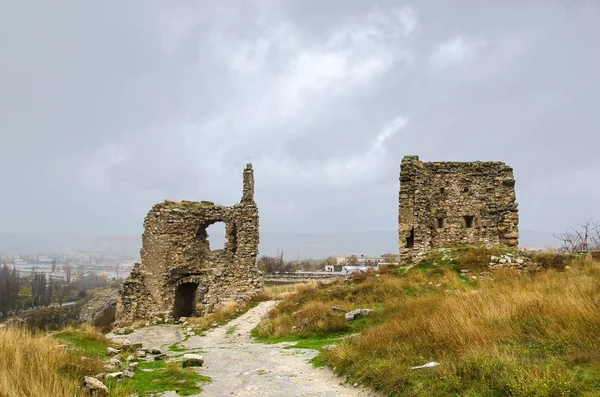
left=405, top=228, right=415, bottom=248
left=464, top=216, right=474, bottom=228
left=440, top=187, right=445, bottom=193
left=437, top=218, right=445, bottom=228
left=463, top=187, right=469, bottom=192
left=204, top=222, right=226, bottom=250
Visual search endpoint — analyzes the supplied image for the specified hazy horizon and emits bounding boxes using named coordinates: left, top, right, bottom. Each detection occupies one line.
left=0, top=228, right=561, bottom=260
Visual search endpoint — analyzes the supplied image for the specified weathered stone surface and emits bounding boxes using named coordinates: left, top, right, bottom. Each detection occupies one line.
left=121, top=342, right=142, bottom=352
left=150, top=348, right=162, bottom=355
left=489, top=253, right=541, bottom=272
left=345, top=309, right=373, bottom=321
left=115, top=164, right=263, bottom=324
left=109, top=358, right=121, bottom=367
left=154, top=353, right=167, bottom=361
left=127, top=362, right=139, bottom=371
left=105, top=347, right=120, bottom=356
left=399, top=155, right=519, bottom=262
left=122, top=370, right=135, bottom=378
left=182, top=354, right=204, bottom=368
left=135, top=350, right=146, bottom=358
left=103, top=364, right=118, bottom=372
left=116, top=327, right=134, bottom=335
left=82, top=376, right=108, bottom=396
left=106, top=372, right=123, bottom=380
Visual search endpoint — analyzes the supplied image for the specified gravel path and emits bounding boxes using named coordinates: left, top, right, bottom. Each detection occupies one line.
left=109, top=301, right=378, bottom=397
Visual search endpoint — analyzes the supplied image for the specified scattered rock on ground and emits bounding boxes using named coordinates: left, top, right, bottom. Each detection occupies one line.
left=82, top=376, right=108, bottom=396
left=182, top=354, right=204, bottom=368
left=106, top=372, right=123, bottom=380
left=345, top=309, right=373, bottom=322
left=331, top=306, right=345, bottom=313
left=116, top=327, right=134, bottom=335
left=103, top=364, right=118, bottom=372
left=135, top=350, right=146, bottom=358
left=121, top=342, right=143, bottom=352
left=106, top=347, right=120, bottom=356
left=150, top=348, right=162, bottom=354
left=109, top=358, right=121, bottom=367
left=127, top=362, right=139, bottom=371
left=154, top=353, right=167, bottom=361
left=122, top=370, right=135, bottom=378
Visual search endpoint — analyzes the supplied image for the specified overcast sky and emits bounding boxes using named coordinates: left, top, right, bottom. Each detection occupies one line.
left=1, top=0, right=599, bottom=236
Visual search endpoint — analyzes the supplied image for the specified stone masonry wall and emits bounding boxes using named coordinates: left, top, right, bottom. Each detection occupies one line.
left=399, top=155, right=519, bottom=263
left=115, top=164, right=262, bottom=324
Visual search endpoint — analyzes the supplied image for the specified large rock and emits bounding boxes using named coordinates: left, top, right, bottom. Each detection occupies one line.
left=82, top=376, right=108, bottom=396
left=182, top=354, right=204, bottom=368
left=345, top=309, right=373, bottom=321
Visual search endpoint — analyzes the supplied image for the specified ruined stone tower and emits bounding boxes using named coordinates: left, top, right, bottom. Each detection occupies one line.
left=398, top=155, right=519, bottom=262
left=115, top=164, right=262, bottom=324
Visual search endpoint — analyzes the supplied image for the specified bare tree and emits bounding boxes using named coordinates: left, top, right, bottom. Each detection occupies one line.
left=63, top=263, right=72, bottom=284
left=0, top=264, right=19, bottom=315
left=554, top=218, right=600, bottom=253
left=54, top=281, right=73, bottom=306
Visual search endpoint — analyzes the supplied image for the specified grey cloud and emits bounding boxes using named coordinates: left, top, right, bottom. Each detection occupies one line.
left=1, top=0, right=599, bottom=240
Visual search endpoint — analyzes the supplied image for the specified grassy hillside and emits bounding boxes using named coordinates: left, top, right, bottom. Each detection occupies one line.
left=0, top=324, right=207, bottom=397
left=254, top=247, right=600, bottom=396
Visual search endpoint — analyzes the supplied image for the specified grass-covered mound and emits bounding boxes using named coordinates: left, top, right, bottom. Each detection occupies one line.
left=254, top=247, right=600, bottom=396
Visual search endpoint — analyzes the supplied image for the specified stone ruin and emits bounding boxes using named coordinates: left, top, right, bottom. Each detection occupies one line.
left=398, top=155, right=519, bottom=263
left=115, top=164, right=262, bottom=324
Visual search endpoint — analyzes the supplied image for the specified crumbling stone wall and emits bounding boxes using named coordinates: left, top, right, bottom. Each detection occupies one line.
left=399, top=155, right=519, bottom=263
left=115, top=164, right=262, bottom=324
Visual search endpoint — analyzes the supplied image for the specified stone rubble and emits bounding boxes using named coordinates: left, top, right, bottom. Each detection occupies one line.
left=489, top=254, right=542, bottom=272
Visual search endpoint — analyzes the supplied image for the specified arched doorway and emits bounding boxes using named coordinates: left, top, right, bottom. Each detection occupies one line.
left=173, top=282, right=199, bottom=318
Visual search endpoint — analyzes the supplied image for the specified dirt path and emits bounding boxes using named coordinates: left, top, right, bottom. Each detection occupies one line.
left=109, top=301, right=378, bottom=397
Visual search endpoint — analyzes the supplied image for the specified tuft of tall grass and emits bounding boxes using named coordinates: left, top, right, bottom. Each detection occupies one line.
left=0, top=325, right=108, bottom=397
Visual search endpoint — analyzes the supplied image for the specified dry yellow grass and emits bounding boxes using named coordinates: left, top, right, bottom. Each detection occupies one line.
left=264, top=281, right=321, bottom=300
left=0, top=324, right=112, bottom=397
left=0, top=327, right=78, bottom=397
left=257, top=251, right=600, bottom=396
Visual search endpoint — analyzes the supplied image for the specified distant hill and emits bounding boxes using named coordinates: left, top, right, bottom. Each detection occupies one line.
left=0, top=229, right=559, bottom=260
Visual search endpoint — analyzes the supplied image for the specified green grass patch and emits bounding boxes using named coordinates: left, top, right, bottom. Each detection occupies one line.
left=52, top=331, right=113, bottom=358
left=226, top=325, right=238, bottom=335
left=108, top=361, right=211, bottom=396
left=168, top=334, right=192, bottom=352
